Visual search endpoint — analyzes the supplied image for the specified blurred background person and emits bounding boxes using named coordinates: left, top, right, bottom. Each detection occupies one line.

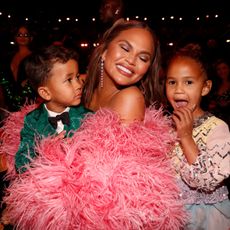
left=98, top=0, right=124, bottom=39
left=82, top=0, right=125, bottom=83
left=0, top=24, right=36, bottom=112
left=208, top=58, right=230, bottom=127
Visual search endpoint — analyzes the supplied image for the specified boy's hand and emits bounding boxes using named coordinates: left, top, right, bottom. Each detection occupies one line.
left=52, top=130, right=66, bottom=141
left=51, top=131, right=72, bottom=145
left=0, top=153, right=8, bottom=172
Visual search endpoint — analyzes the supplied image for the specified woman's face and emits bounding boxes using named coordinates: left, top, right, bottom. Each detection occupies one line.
left=102, top=27, right=154, bottom=86
left=15, top=26, right=32, bottom=46
left=216, top=62, right=230, bottom=80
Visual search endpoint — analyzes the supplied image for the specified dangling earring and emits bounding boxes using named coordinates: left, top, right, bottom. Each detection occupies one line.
left=100, top=58, right=104, bottom=88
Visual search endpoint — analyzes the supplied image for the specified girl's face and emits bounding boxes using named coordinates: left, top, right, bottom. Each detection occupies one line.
left=166, top=57, right=212, bottom=117
left=102, top=27, right=154, bottom=86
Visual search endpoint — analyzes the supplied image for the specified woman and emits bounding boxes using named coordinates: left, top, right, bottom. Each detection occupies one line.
left=1, top=20, right=187, bottom=229
left=83, top=19, right=162, bottom=123
left=208, top=58, right=230, bottom=127
left=0, top=24, right=36, bottom=111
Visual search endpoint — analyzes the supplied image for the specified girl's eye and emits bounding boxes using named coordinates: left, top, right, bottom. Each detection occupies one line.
left=167, top=80, right=175, bottom=85
left=185, top=80, right=193, bottom=85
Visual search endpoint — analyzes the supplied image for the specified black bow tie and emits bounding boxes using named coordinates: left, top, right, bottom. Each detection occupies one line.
left=48, top=112, right=70, bottom=129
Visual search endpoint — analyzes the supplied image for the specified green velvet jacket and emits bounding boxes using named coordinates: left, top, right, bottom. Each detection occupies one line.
left=15, top=103, right=92, bottom=173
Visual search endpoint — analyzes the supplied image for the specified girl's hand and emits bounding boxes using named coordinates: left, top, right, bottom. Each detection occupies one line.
left=172, top=107, right=199, bottom=164
left=172, top=107, right=193, bottom=139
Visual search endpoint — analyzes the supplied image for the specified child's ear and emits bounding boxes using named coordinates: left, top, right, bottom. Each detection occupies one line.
left=38, top=86, right=51, bottom=101
left=202, top=80, right=212, bottom=96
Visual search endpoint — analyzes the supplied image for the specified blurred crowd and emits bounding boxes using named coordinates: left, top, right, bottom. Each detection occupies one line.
left=1, top=20, right=229, bottom=123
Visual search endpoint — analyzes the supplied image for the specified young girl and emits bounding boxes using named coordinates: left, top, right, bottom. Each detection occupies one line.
left=165, top=43, right=230, bottom=229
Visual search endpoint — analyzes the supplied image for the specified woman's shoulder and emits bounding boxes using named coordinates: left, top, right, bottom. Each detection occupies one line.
left=111, top=86, right=145, bottom=123
left=115, top=86, right=144, bottom=100
left=111, top=86, right=144, bottom=107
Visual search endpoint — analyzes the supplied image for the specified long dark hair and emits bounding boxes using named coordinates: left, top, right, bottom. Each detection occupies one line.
left=82, top=19, right=163, bottom=108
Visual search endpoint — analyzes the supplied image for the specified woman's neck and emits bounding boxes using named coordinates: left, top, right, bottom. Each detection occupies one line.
left=89, top=86, right=120, bottom=111
left=18, top=45, right=31, bottom=55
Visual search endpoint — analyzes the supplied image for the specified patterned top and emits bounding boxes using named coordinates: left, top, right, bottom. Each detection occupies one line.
left=171, top=112, right=230, bottom=204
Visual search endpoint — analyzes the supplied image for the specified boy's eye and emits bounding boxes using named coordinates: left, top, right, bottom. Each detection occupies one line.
left=64, top=76, right=73, bottom=83
left=76, top=73, right=80, bottom=80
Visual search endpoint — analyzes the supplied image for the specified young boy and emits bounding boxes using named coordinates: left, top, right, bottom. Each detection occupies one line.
left=15, top=45, right=92, bottom=173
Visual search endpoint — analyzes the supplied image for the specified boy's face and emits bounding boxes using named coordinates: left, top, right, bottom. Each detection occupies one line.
left=39, top=59, right=82, bottom=112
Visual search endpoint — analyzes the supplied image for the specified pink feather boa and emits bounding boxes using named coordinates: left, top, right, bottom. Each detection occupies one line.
left=0, top=103, right=39, bottom=179
left=2, top=106, right=188, bottom=229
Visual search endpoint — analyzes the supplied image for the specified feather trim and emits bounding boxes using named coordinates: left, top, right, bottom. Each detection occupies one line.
left=0, top=103, right=39, bottom=179
left=3, top=107, right=188, bottom=229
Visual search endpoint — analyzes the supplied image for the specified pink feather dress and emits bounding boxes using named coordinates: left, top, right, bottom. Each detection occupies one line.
left=0, top=105, right=188, bottom=230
